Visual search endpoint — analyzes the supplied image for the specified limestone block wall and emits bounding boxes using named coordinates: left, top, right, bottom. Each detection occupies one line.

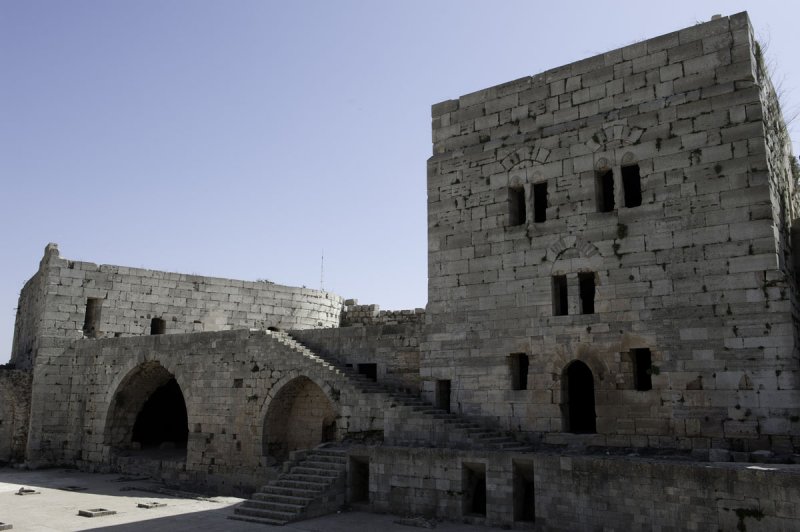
left=424, top=12, right=800, bottom=451
left=355, top=445, right=800, bottom=529
left=341, top=300, right=425, bottom=327
left=291, top=322, right=423, bottom=392
left=25, top=330, right=386, bottom=494
left=0, top=369, right=32, bottom=463
left=11, top=244, right=343, bottom=369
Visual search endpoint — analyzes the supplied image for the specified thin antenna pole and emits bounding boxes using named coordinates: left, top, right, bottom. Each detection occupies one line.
left=320, top=249, right=325, bottom=290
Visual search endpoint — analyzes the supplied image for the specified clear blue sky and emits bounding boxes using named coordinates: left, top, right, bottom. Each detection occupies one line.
left=1, top=1, right=798, bottom=362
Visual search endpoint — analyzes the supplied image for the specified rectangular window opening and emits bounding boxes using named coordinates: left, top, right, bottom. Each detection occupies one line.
left=435, top=379, right=451, bottom=413
left=596, top=169, right=615, bottom=212
left=150, top=317, right=166, bottom=335
left=349, top=456, right=370, bottom=503
left=462, top=462, right=487, bottom=517
left=357, top=363, right=377, bottom=382
left=632, top=348, right=653, bottom=391
left=513, top=460, right=536, bottom=523
left=579, top=273, right=596, bottom=315
left=533, top=182, right=547, bottom=223
left=508, top=187, right=526, bottom=226
left=510, top=353, right=529, bottom=391
left=622, top=164, right=642, bottom=208
left=83, top=298, right=102, bottom=338
left=552, top=275, right=568, bottom=316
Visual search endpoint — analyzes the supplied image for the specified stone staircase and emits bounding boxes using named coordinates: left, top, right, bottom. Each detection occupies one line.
left=272, top=330, right=533, bottom=452
left=229, top=447, right=347, bottom=526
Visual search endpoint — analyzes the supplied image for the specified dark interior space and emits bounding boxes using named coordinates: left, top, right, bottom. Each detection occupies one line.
left=553, top=275, right=568, bottom=316
left=566, top=361, right=596, bottom=433
left=596, top=169, right=615, bottom=212
left=578, top=273, right=596, bottom=314
left=622, top=164, right=642, bottom=207
left=349, top=456, right=370, bottom=503
left=463, top=463, right=487, bottom=516
left=632, top=348, right=653, bottom=391
left=357, top=363, right=377, bottom=381
left=132, top=378, right=188, bottom=448
left=533, top=182, right=547, bottom=223
left=150, top=317, right=166, bottom=335
left=510, top=353, right=529, bottom=390
left=513, top=461, right=536, bottom=522
left=508, top=186, right=526, bottom=226
left=436, top=379, right=451, bottom=412
left=83, top=298, right=102, bottom=338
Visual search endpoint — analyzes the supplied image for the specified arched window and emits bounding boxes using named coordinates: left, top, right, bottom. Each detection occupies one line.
left=563, top=361, right=596, bottom=433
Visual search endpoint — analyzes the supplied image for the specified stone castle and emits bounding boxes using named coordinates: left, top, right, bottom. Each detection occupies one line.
left=2, top=12, right=799, bottom=530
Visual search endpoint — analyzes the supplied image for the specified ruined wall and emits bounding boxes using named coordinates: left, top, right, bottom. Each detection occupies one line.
left=292, top=322, right=423, bottom=392
left=425, top=12, right=800, bottom=451
left=341, top=300, right=425, bottom=327
left=356, top=445, right=800, bottom=530
left=0, top=369, right=32, bottom=463
left=10, top=268, right=47, bottom=369
left=25, top=330, right=386, bottom=494
left=11, top=244, right=343, bottom=368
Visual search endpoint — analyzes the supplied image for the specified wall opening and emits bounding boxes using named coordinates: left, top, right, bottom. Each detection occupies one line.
left=533, top=182, right=547, bottom=223
left=563, top=361, right=596, bottom=434
left=596, top=169, right=615, bottom=212
left=578, top=273, right=596, bottom=314
left=552, top=275, right=568, bottom=316
left=509, top=353, right=529, bottom=391
left=632, top=348, right=653, bottom=391
left=462, top=462, right=487, bottom=517
left=622, top=164, right=642, bottom=207
left=513, top=460, right=535, bottom=523
left=435, top=379, right=451, bottom=412
left=357, top=363, right=377, bottom=382
left=83, top=298, right=102, bottom=338
left=104, top=361, right=188, bottom=461
left=263, top=376, right=337, bottom=462
left=508, top=186, right=526, bottom=226
left=349, top=456, right=370, bottom=503
left=150, top=318, right=166, bottom=335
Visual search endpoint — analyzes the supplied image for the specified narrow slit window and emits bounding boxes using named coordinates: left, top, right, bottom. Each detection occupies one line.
left=552, top=275, right=568, bottom=316
left=508, top=187, right=526, bottom=226
left=579, top=273, right=596, bottom=315
left=150, top=317, right=166, bottom=335
left=632, top=348, right=653, bottom=391
left=510, top=353, right=529, bottom=390
left=533, top=182, right=547, bottom=223
left=596, top=169, right=615, bottom=212
left=83, top=298, right=102, bottom=338
left=622, top=164, right=642, bottom=208
left=436, top=379, right=451, bottom=412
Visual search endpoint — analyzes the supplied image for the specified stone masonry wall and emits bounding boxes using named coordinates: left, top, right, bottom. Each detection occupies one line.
left=10, top=269, right=46, bottom=370
left=0, top=369, right=32, bottom=463
left=291, top=322, right=423, bottom=392
left=424, top=12, right=800, bottom=451
left=11, top=244, right=343, bottom=369
left=355, top=445, right=800, bottom=530
left=340, top=300, right=425, bottom=327
left=25, top=330, right=386, bottom=495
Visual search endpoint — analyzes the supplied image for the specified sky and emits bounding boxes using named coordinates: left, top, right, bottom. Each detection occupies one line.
left=1, top=1, right=799, bottom=363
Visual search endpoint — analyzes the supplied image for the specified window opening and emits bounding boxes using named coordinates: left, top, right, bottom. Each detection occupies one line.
left=564, top=361, right=596, bottom=433
left=622, top=164, right=642, bottom=207
left=83, top=298, right=102, bottom=338
left=596, top=169, right=615, bottom=212
left=533, top=182, right=547, bottom=223
left=510, top=353, right=529, bottom=391
left=508, top=187, right=526, bottom=226
left=436, top=379, right=451, bottom=412
left=150, top=318, right=166, bottom=335
left=579, top=273, right=596, bottom=315
left=552, top=275, right=568, bottom=316
left=632, top=348, right=653, bottom=391
left=357, top=363, right=377, bottom=382
left=513, top=460, right=536, bottom=523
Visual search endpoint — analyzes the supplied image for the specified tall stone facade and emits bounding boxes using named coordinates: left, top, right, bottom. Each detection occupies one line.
left=424, top=11, right=800, bottom=452
left=2, top=11, right=800, bottom=530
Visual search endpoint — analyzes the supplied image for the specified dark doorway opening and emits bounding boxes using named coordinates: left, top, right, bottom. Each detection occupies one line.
left=508, top=187, right=526, bottom=226
left=357, top=363, right=377, bottom=382
left=462, top=462, right=487, bottom=516
left=436, top=380, right=451, bottom=412
left=513, top=460, right=536, bottom=523
left=349, top=456, right=370, bottom=503
left=533, top=182, right=547, bottom=223
left=564, top=361, right=596, bottom=433
left=150, top=318, right=166, bottom=335
left=596, top=169, right=615, bottom=212
left=622, top=164, right=642, bottom=207
left=552, top=275, right=568, bottom=316
left=510, top=353, right=529, bottom=391
left=578, top=273, right=596, bottom=314
left=632, top=348, right=653, bottom=391
left=131, top=378, right=188, bottom=449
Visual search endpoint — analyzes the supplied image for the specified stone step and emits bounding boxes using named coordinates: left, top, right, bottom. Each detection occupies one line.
left=243, top=499, right=306, bottom=513
left=290, top=466, right=341, bottom=477
left=259, top=485, right=319, bottom=498
left=275, top=479, right=329, bottom=491
left=253, top=491, right=314, bottom=505
left=302, top=460, right=347, bottom=470
left=234, top=505, right=296, bottom=521
left=284, top=472, right=340, bottom=484
left=228, top=514, right=287, bottom=526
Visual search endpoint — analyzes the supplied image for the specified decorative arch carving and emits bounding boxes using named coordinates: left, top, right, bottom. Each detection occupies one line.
left=586, top=125, right=644, bottom=153
left=500, top=145, right=551, bottom=176
left=546, top=235, right=601, bottom=264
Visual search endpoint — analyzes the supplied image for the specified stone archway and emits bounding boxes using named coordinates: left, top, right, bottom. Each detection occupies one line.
left=562, top=360, right=597, bottom=434
left=263, top=376, right=337, bottom=462
left=105, top=361, right=188, bottom=458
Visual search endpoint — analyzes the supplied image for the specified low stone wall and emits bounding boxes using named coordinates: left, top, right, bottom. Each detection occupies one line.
left=0, top=369, right=32, bottom=463
left=351, top=445, right=800, bottom=530
left=291, top=323, right=423, bottom=392
left=340, top=300, right=425, bottom=327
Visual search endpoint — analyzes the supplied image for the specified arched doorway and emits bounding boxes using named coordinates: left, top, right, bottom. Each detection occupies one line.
left=263, top=376, right=337, bottom=462
left=563, top=360, right=596, bottom=433
left=105, top=361, right=188, bottom=459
